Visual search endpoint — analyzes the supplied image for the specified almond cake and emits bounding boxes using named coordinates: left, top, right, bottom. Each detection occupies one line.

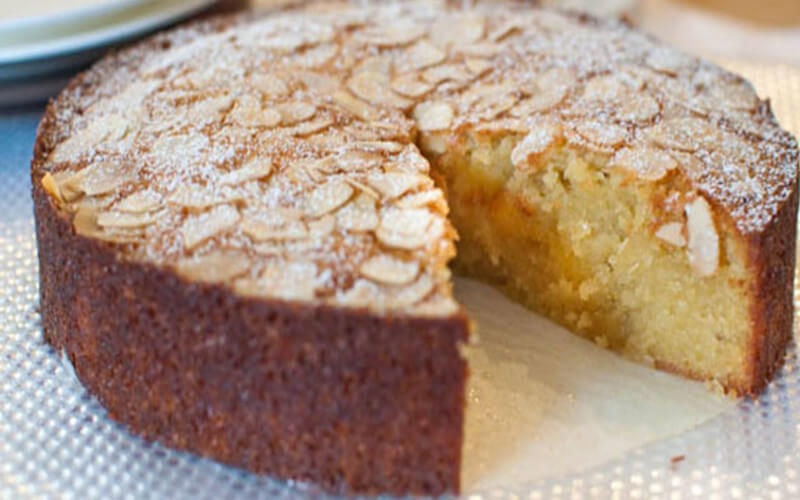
left=31, top=0, right=799, bottom=495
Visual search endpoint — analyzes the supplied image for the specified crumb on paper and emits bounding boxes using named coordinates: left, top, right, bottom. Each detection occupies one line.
left=670, top=454, right=686, bottom=471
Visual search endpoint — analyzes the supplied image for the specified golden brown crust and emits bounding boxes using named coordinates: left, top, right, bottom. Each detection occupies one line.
left=33, top=177, right=470, bottom=496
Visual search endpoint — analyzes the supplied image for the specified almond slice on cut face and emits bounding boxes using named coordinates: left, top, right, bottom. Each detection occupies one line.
left=655, top=222, right=686, bottom=247
left=685, top=196, right=719, bottom=277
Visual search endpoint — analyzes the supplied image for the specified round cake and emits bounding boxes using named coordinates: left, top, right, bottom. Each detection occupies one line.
left=31, top=0, right=798, bottom=495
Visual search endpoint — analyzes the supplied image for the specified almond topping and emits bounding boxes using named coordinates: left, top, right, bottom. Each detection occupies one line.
left=306, top=180, right=354, bottom=217
left=116, top=190, right=163, bottom=213
left=347, top=71, right=413, bottom=109
left=367, top=172, right=431, bottom=199
left=337, top=193, right=379, bottom=232
left=611, top=147, right=677, bottom=181
left=96, top=211, right=159, bottom=228
left=175, top=251, right=251, bottom=283
left=220, top=158, right=273, bottom=185
left=278, top=102, right=317, bottom=125
left=511, top=123, right=561, bottom=168
left=413, top=102, right=454, bottom=131
left=360, top=255, right=420, bottom=285
left=180, top=205, right=240, bottom=250
left=376, top=208, right=436, bottom=249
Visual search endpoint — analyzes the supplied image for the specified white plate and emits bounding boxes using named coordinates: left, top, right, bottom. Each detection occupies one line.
left=0, top=0, right=150, bottom=36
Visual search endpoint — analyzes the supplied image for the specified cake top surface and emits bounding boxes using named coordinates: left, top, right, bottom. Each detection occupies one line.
left=34, top=0, right=798, bottom=314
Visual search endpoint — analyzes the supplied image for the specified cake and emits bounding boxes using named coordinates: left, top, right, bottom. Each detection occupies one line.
left=31, top=0, right=798, bottom=495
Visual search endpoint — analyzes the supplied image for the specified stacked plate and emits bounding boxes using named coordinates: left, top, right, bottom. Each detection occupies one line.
left=0, top=0, right=217, bottom=106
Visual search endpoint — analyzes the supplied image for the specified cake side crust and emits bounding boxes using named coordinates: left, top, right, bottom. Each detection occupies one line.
left=33, top=176, right=470, bottom=496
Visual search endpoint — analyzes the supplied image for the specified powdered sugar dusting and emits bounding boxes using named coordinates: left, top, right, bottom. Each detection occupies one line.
left=35, top=0, right=798, bottom=314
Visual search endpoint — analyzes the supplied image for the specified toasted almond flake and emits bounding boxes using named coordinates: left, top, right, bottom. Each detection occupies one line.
left=296, top=71, right=338, bottom=94
left=711, top=80, right=757, bottom=110
left=296, top=44, right=338, bottom=68
left=390, top=274, right=435, bottom=307
left=360, top=255, right=420, bottom=285
left=646, top=47, right=690, bottom=75
left=242, top=218, right=308, bottom=241
left=231, top=96, right=282, bottom=128
left=413, top=102, right=453, bottom=131
left=65, top=161, right=135, bottom=197
left=488, top=18, right=525, bottom=41
left=411, top=296, right=460, bottom=316
left=582, top=75, right=626, bottom=102
left=344, top=178, right=380, bottom=199
left=430, top=13, right=485, bottom=47
left=236, top=261, right=318, bottom=301
left=511, top=89, right=566, bottom=116
left=350, top=140, right=404, bottom=154
left=180, top=205, right=240, bottom=250
left=367, top=172, right=431, bottom=199
left=474, top=92, right=518, bottom=120
left=73, top=208, right=140, bottom=244
left=655, top=222, right=686, bottom=247
left=186, top=95, right=234, bottom=124
left=647, top=118, right=721, bottom=152
left=376, top=208, right=436, bottom=249
left=220, top=158, right=273, bottom=185
left=306, top=180, right=354, bottom=217
left=41, top=173, right=62, bottom=203
left=619, top=94, right=660, bottom=122
left=511, top=123, right=561, bottom=168
left=396, top=189, right=448, bottom=213
left=50, top=114, right=129, bottom=163
left=459, top=42, right=501, bottom=58
left=175, top=251, right=251, bottom=283
left=337, top=192, right=379, bottom=232
left=402, top=40, right=446, bottom=70
left=331, top=90, right=380, bottom=121
left=685, top=196, right=719, bottom=277
left=354, top=22, right=426, bottom=47
left=575, top=121, right=627, bottom=147
left=278, top=102, right=317, bottom=125
left=168, top=184, right=244, bottom=210
left=422, top=64, right=472, bottom=85
left=347, top=71, right=413, bottom=109
left=611, top=147, right=677, bottom=181
left=290, top=117, right=334, bottom=137
left=252, top=73, right=289, bottom=97
left=308, top=214, right=336, bottom=237
left=96, top=210, right=159, bottom=228
left=465, top=58, right=493, bottom=76
left=475, top=118, right=529, bottom=134
left=391, top=74, right=434, bottom=98
left=116, top=190, right=163, bottom=213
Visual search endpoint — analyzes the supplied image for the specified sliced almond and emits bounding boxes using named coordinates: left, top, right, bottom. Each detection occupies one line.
left=360, top=254, right=420, bottom=285
left=430, top=13, right=485, bottom=47
left=367, top=171, right=431, bottom=199
left=236, top=261, right=319, bottom=301
left=96, top=210, right=159, bottom=228
left=337, top=192, right=379, bottom=232
left=64, top=161, right=136, bottom=197
left=305, top=180, right=354, bottom=217
left=511, top=123, right=561, bottom=168
left=646, top=47, right=691, bottom=75
left=376, top=207, right=436, bottom=249
left=611, top=147, right=677, bottom=181
left=396, top=189, right=448, bottom=214
left=175, top=251, right=251, bottom=283
left=41, top=173, right=63, bottom=203
left=575, top=121, right=628, bottom=148
left=231, top=96, right=282, bottom=128
left=180, top=205, right=240, bottom=250
left=290, top=117, right=334, bottom=137
left=278, top=102, right=317, bottom=125
left=168, top=184, right=244, bottom=210
left=242, top=218, right=308, bottom=241
left=647, top=118, right=721, bottom=152
left=390, top=274, right=435, bottom=307
left=619, top=94, right=659, bottom=122
left=354, top=22, right=427, bottom=47
left=331, top=90, right=380, bottom=122
left=252, top=73, right=289, bottom=97
left=413, top=102, right=453, bottom=131
left=401, top=40, right=446, bottom=71
left=392, top=74, right=434, bottom=99
left=220, top=158, right=273, bottom=186
left=655, top=222, right=686, bottom=247
left=308, top=214, right=336, bottom=237
left=116, top=189, right=162, bottom=213
left=465, top=58, right=493, bottom=76
left=347, top=71, right=413, bottom=109
left=422, top=64, right=472, bottom=85
left=685, top=196, right=719, bottom=277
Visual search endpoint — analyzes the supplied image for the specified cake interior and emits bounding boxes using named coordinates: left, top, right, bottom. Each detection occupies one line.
left=420, top=131, right=754, bottom=390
